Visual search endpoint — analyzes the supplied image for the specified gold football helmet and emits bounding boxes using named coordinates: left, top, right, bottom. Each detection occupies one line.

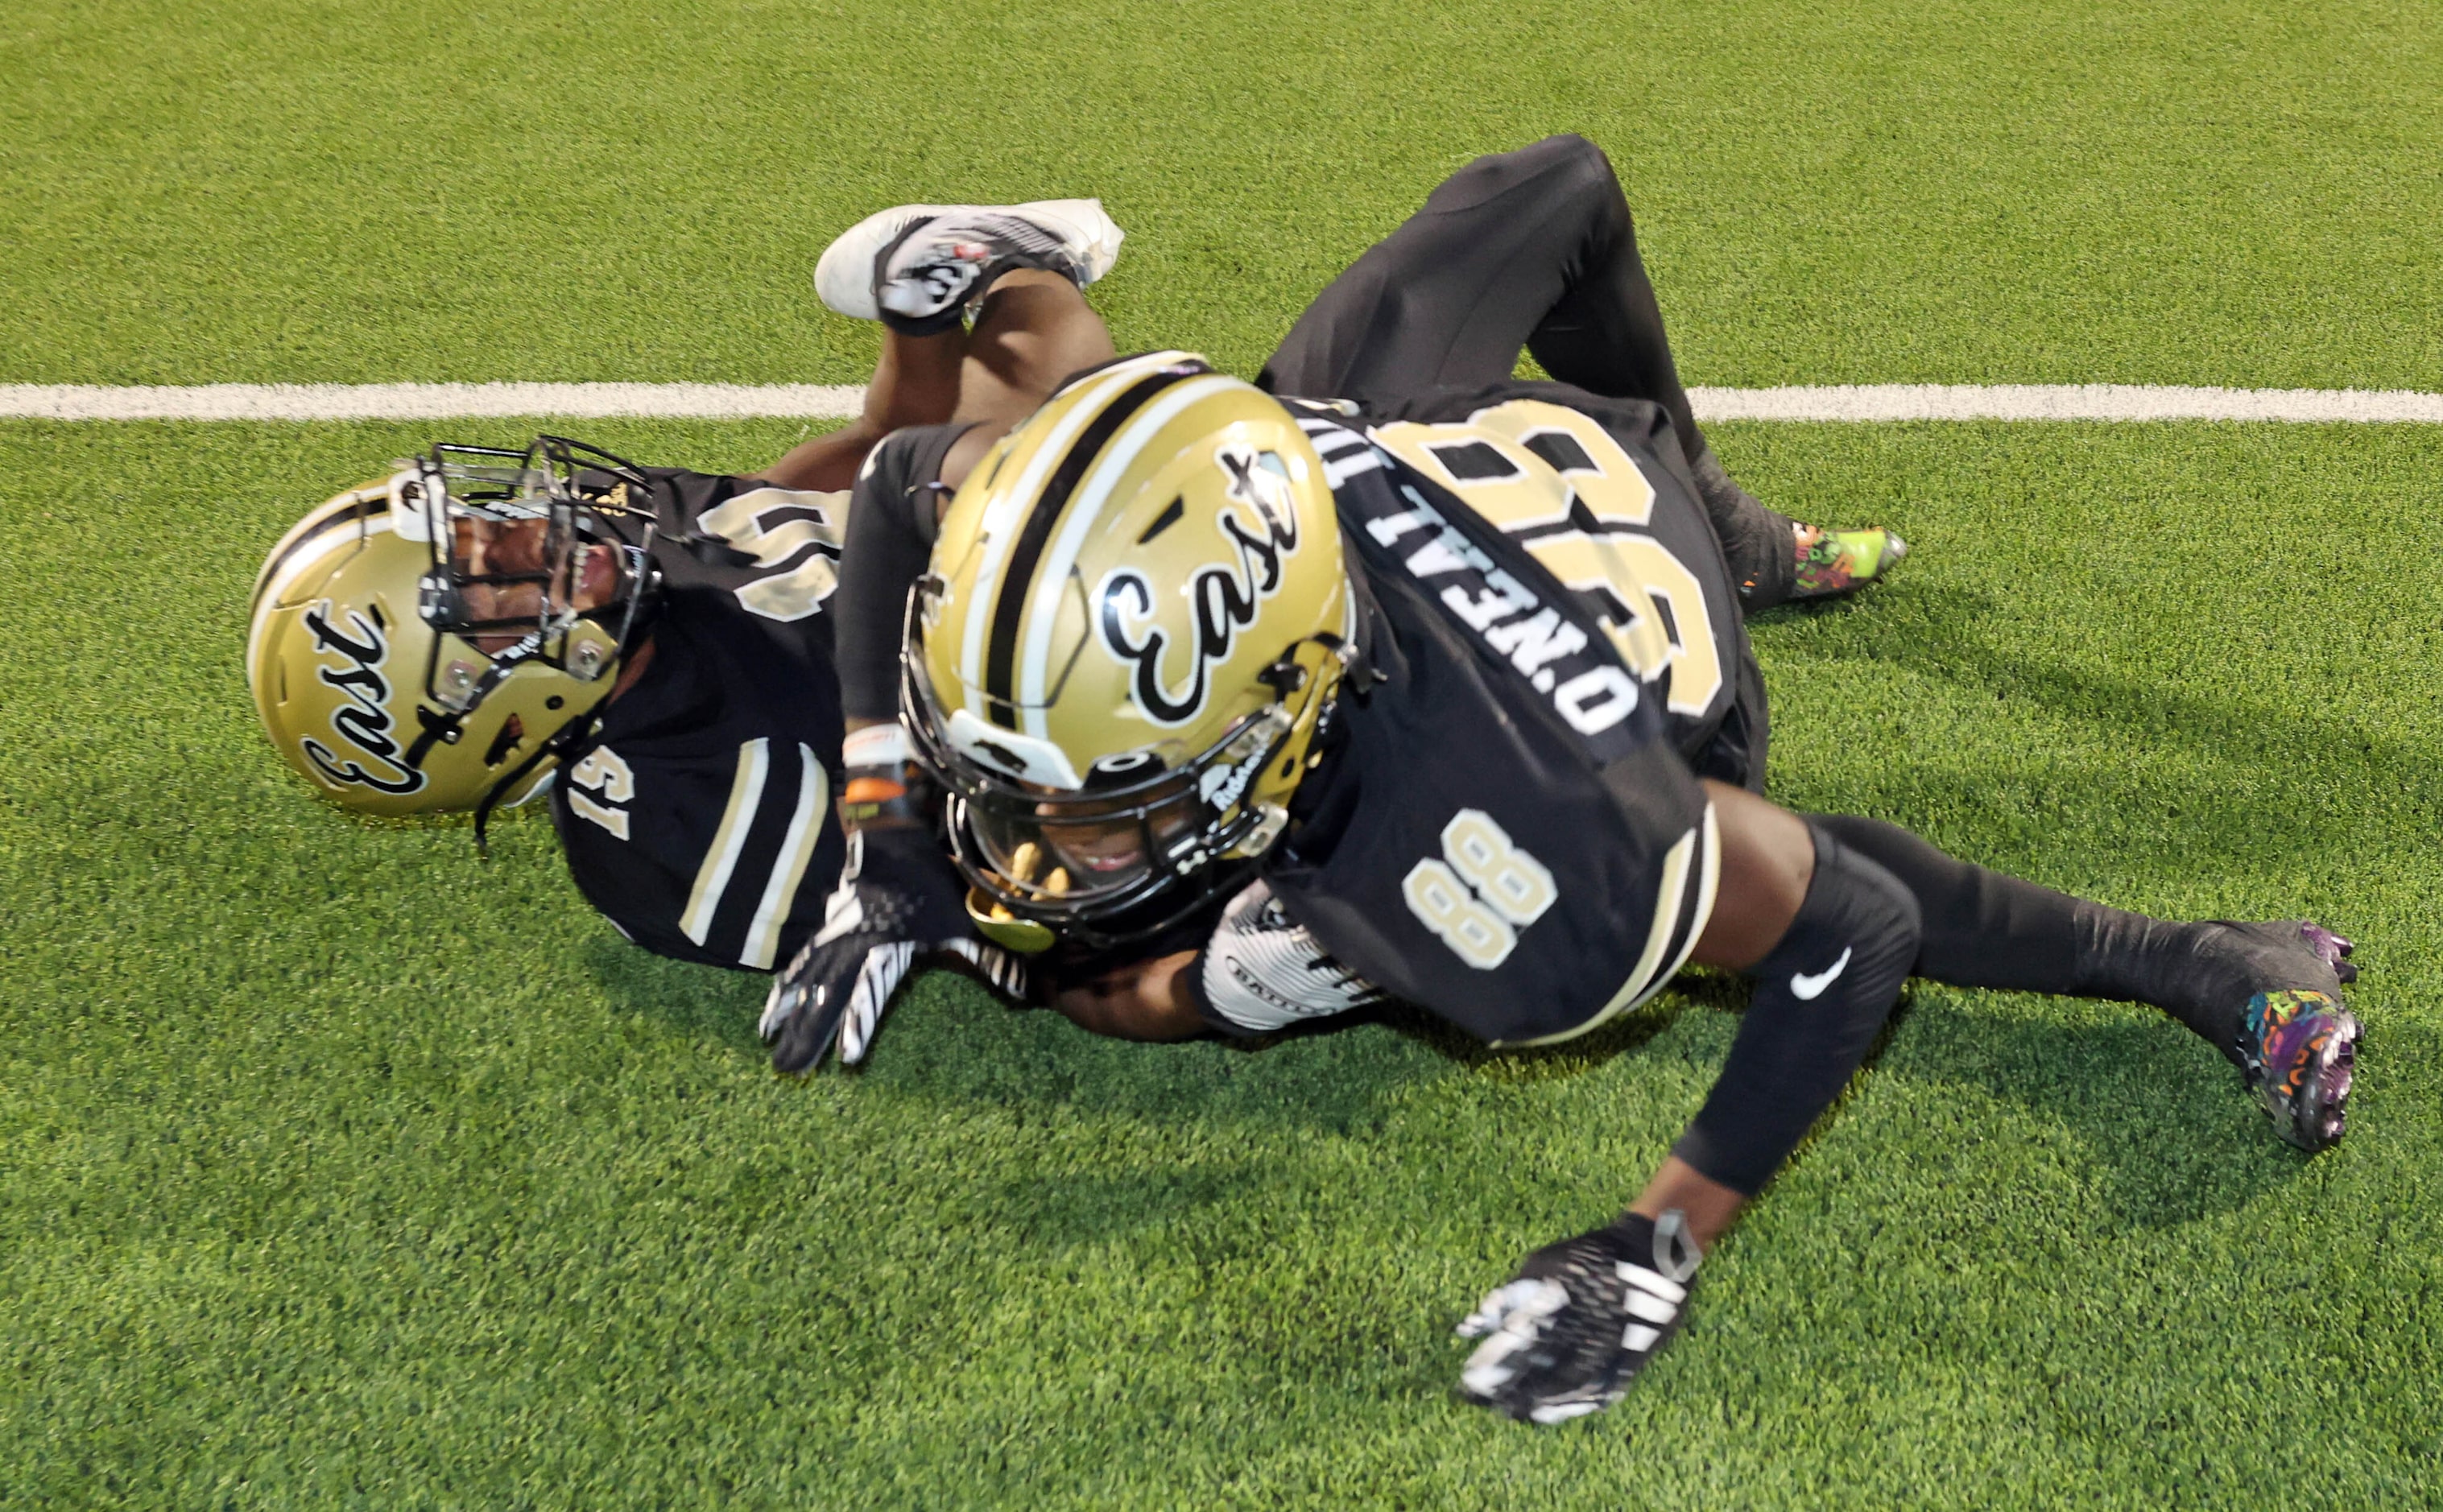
left=246, top=438, right=653, bottom=817
left=903, top=353, right=1350, bottom=948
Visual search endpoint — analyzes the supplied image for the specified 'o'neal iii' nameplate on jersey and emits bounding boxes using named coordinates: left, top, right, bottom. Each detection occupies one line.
left=548, top=468, right=850, bottom=972
left=1259, top=388, right=1731, bottom=1045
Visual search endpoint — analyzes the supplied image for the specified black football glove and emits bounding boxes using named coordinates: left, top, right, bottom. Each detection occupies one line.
left=758, top=824, right=1026, bottom=1074
left=1455, top=1208, right=1701, bottom=1424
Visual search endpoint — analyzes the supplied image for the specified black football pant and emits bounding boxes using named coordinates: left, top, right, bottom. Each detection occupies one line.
left=1813, top=814, right=2350, bottom=1066
left=1257, top=134, right=1800, bottom=608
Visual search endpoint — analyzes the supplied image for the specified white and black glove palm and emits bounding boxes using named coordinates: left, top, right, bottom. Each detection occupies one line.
left=758, top=825, right=1026, bottom=1073
left=1456, top=1208, right=1701, bottom=1424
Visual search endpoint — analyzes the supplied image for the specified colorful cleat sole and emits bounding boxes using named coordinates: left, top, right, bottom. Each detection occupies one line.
left=1791, top=524, right=1908, bottom=599
left=2238, top=984, right=2361, bottom=1152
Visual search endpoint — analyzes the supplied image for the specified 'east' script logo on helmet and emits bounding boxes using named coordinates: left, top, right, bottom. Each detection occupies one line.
left=1093, top=444, right=1300, bottom=726
left=298, top=601, right=426, bottom=795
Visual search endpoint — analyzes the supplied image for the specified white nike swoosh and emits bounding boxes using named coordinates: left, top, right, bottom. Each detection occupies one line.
left=1790, top=947, right=1853, bottom=1001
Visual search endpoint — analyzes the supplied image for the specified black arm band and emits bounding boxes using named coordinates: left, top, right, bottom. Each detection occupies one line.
left=837, top=422, right=976, bottom=723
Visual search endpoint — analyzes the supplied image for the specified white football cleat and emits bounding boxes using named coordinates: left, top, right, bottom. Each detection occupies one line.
left=813, top=199, right=1125, bottom=329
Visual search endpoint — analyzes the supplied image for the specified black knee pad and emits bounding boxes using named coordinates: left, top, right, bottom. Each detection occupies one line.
left=1672, top=824, right=1921, bottom=1196
left=1427, top=134, right=1623, bottom=223
left=1521, top=132, right=1615, bottom=185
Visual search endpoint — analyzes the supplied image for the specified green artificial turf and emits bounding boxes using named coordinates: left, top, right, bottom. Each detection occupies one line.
left=3, top=421, right=2438, bottom=1506
left=6, top=0, right=2443, bottom=1503
left=3, top=0, right=2441, bottom=390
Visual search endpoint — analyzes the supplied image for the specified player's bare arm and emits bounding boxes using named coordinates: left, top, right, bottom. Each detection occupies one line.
left=754, top=324, right=969, bottom=492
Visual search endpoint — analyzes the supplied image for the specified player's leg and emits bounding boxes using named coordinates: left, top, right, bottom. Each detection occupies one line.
left=754, top=325, right=969, bottom=491
left=1512, top=149, right=1903, bottom=605
left=950, top=271, right=1118, bottom=431
left=1259, top=134, right=1900, bottom=608
left=1459, top=784, right=2366, bottom=1422
left=1809, top=813, right=2362, bottom=1151
left=1665, top=799, right=2362, bottom=1190
left=1258, top=135, right=1631, bottom=403
left=1652, top=799, right=2362, bottom=1163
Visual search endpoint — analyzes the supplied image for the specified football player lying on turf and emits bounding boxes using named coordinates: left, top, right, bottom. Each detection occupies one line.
left=765, top=136, right=1907, bottom=1067
left=764, top=137, right=2365, bottom=1424
left=243, top=200, right=1122, bottom=978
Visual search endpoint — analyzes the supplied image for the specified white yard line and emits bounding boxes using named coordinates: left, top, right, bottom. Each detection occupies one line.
left=0, top=382, right=870, bottom=422
left=1684, top=384, right=2443, bottom=423
left=2, top=381, right=2441, bottom=423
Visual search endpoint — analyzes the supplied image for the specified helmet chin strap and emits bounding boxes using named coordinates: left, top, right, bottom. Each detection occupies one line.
left=400, top=627, right=552, bottom=774
left=471, top=703, right=606, bottom=857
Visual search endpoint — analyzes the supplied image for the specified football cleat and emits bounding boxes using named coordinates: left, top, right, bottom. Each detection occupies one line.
left=1457, top=1210, right=1700, bottom=1424
left=2238, top=981, right=2362, bottom=1153
left=1789, top=523, right=1908, bottom=599
left=813, top=199, right=1125, bottom=333
left=2203, top=919, right=2360, bottom=1151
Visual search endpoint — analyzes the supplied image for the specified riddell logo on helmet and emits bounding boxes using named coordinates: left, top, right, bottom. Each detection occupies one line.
left=1093, top=444, right=1300, bottom=726
left=1198, top=750, right=1259, bottom=812
left=297, top=601, right=426, bottom=795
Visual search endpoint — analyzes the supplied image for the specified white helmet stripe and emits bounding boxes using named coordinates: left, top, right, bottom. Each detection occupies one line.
left=955, top=351, right=1201, bottom=692
left=1018, top=373, right=1243, bottom=737
left=243, top=512, right=394, bottom=700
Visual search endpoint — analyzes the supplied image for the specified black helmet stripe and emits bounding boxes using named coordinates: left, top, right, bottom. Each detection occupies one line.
left=250, top=491, right=387, bottom=617
left=983, top=366, right=1200, bottom=725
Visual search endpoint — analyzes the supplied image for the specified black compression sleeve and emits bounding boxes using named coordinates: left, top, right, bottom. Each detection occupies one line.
left=1805, top=814, right=2085, bottom=989
left=835, top=423, right=973, bottom=723
left=1672, top=824, right=1920, bottom=1196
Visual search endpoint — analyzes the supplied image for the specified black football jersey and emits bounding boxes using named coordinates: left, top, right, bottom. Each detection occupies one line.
left=547, top=469, right=849, bottom=972
left=1255, top=386, right=1750, bottom=1045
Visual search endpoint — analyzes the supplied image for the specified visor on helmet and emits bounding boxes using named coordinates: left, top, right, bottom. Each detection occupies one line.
left=392, top=435, right=658, bottom=781
left=906, top=631, right=1296, bottom=945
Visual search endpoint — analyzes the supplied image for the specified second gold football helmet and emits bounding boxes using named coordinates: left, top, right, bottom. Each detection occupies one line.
left=246, top=438, right=652, bottom=816
left=903, top=353, right=1350, bottom=946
